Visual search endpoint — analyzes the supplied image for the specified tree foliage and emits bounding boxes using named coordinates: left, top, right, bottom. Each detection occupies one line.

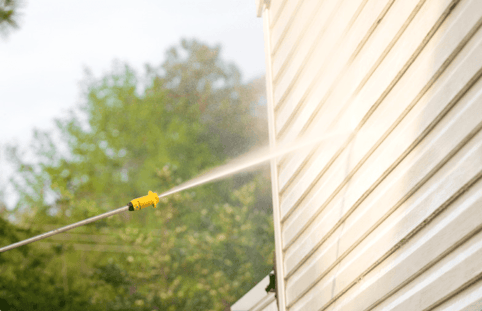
left=0, top=217, right=101, bottom=311
left=0, top=0, right=21, bottom=37
left=2, top=39, right=273, bottom=311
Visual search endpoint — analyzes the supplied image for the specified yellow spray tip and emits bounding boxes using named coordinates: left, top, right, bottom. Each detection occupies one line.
left=128, top=191, right=159, bottom=211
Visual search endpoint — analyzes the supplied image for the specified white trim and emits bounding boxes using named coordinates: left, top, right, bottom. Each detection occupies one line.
left=263, top=6, right=287, bottom=311
left=256, top=0, right=264, bottom=18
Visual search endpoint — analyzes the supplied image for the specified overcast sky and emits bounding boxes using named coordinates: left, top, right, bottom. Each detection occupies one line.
left=0, top=0, right=266, bottom=208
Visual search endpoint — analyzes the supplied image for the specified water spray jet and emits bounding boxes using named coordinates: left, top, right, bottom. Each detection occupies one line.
left=0, top=129, right=352, bottom=253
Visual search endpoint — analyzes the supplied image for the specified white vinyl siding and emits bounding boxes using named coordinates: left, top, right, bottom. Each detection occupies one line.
left=258, top=0, right=482, bottom=310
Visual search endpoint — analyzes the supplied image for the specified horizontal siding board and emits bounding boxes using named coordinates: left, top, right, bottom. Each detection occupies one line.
left=269, top=0, right=288, bottom=29
left=280, top=0, right=478, bottom=244
left=277, top=110, right=346, bottom=194
left=270, top=0, right=344, bottom=111
left=277, top=0, right=455, bottom=191
left=334, top=149, right=482, bottom=311
left=275, top=0, right=375, bottom=136
left=270, top=0, right=303, bottom=54
left=326, top=179, right=482, bottom=311
left=277, top=147, right=313, bottom=196
left=431, top=279, right=482, bottom=311
left=304, top=216, right=482, bottom=311
left=283, top=13, right=482, bottom=274
left=273, top=0, right=360, bottom=110
left=284, top=71, right=482, bottom=302
left=277, top=130, right=352, bottom=198
left=283, top=0, right=423, bottom=143
left=279, top=138, right=350, bottom=220
left=274, top=0, right=391, bottom=137
left=276, top=0, right=432, bottom=194
left=286, top=119, right=482, bottom=309
left=271, top=0, right=324, bottom=83
left=373, top=229, right=482, bottom=311
left=253, top=0, right=482, bottom=308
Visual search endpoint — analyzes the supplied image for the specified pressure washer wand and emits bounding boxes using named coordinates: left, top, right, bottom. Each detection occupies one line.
left=0, top=130, right=353, bottom=253
left=0, top=191, right=160, bottom=253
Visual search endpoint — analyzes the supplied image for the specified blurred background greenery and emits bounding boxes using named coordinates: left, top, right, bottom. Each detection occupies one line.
left=0, top=0, right=20, bottom=37
left=0, top=4, right=275, bottom=310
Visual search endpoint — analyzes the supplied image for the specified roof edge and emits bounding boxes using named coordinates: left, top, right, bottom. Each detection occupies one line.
left=255, top=0, right=269, bottom=18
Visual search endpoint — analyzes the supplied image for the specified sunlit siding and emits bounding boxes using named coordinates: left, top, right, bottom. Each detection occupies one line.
left=260, top=0, right=482, bottom=310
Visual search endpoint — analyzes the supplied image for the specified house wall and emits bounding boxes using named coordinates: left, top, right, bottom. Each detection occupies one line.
left=256, top=0, right=482, bottom=310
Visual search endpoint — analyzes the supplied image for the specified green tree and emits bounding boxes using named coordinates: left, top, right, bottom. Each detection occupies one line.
left=5, top=39, right=273, bottom=310
left=0, top=0, right=21, bottom=37
left=0, top=217, right=103, bottom=311
left=157, top=39, right=268, bottom=159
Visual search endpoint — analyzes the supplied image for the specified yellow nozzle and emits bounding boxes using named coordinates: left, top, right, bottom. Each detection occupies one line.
left=128, top=191, right=159, bottom=211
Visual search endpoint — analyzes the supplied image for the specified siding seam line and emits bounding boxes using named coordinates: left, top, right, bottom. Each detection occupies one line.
left=277, top=0, right=426, bottom=198
left=270, top=0, right=289, bottom=31
left=276, top=0, right=393, bottom=141
left=283, top=21, right=482, bottom=278
left=362, top=179, right=482, bottom=311
left=273, top=0, right=349, bottom=115
left=424, top=272, right=482, bottom=311
left=286, top=100, right=482, bottom=309
left=271, top=0, right=306, bottom=58
left=279, top=0, right=461, bottom=228
left=272, top=0, right=327, bottom=85
left=276, top=0, right=398, bottom=198
left=321, top=174, right=482, bottom=311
